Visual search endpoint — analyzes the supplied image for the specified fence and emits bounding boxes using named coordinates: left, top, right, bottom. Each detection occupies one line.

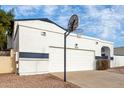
left=0, top=49, right=16, bottom=74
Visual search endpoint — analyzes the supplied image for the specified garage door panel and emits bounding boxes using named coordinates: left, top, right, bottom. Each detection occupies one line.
left=49, top=48, right=95, bottom=72
left=19, top=60, right=48, bottom=74
left=67, top=49, right=94, bottom=71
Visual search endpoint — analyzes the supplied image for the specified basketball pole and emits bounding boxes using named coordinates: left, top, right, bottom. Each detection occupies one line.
left=64, top=32, right=66, bottom=82
left=64, top=14, right=78, bottom=82
left=64, top=30, right=71, bottom=82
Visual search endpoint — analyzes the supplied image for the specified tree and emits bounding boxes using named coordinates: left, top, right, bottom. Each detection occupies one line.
left=6, top=8, right=14, bottom=36
left=0, top=8, right=14, bottom=50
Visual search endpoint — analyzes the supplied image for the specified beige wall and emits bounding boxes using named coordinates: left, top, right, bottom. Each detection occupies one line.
left=0, top=56, right=16, bottom=74
left=0, top=49, right=16, bottom=74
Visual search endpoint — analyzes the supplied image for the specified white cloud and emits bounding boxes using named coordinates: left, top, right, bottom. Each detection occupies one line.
left=60, top=6, right=70, bottom=13
left=54, top=6, right=79, bottom=28
left=2, top=5, right=124, bottom=46
left=2, top=5, right=42, bottom=18
left=120, top=31, right=124, bottom=38
left=15, top=5, right=41, bottom=17
left=43, top=5, right=58, bottom=16
left=1, top=6, right=16, bottom=12
left=82, top=5, right=124, bottom=41
left=56, top=15, right=69, bottom=28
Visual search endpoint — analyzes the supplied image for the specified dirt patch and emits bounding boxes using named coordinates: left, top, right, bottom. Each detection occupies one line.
left=0, top=74, right=79, bottom=88
left=108, top=66, right=124, bottom=74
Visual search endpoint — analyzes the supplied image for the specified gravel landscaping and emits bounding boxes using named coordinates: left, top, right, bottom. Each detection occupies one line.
left=108, top=66, right=124, bottom=74
left=0, top=74, right=79, bottom=88
left=1, top=66, right=124, bottom=88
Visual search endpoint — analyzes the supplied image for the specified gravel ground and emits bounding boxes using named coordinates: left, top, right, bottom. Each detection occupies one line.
left=0, top=74, right=79, bottom=88
left=108, top=66, right=124, bottom=74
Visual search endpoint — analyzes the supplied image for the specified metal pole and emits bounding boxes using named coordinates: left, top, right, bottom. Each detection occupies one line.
left=64, top=32, right=66, bottom=82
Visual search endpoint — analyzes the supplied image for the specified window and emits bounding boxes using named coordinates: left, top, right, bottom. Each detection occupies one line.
left=101, top=46, right=110, bottom=59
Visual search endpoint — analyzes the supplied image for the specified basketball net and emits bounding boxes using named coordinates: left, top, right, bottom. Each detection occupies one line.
left=73, top=28, right=84, bottom=38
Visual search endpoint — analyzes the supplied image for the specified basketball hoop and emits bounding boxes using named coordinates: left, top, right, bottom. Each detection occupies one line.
left=74, top=28, right=84, bottom=38
left=68, top=14, right=79, bottom=32
left=64, top=14, right=79, bottom=82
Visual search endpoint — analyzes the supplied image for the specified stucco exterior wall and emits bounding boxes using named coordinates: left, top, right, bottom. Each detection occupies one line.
left=13, top=20, right=114, bottom=75
left=16, top=21, right=113, bottom=57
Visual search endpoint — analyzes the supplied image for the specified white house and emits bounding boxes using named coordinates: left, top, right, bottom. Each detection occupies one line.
left=113, top=47, right=124, bottom=67
left=11, top=18, right=114, bottom=75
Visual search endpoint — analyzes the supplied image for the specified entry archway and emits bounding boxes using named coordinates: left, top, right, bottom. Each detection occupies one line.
left=101, top=46, right=110, bottom=59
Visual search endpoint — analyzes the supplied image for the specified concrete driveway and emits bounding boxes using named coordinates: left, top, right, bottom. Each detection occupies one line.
left=52, top=70, right=124, bottom=88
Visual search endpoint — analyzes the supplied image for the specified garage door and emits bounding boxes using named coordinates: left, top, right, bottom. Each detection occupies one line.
left=49, top=47, right=95, bottom=72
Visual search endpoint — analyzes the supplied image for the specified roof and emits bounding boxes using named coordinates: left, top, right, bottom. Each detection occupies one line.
left=13, top=18, right=67, bottom=31
left=115, top=46, right=124, bottom=49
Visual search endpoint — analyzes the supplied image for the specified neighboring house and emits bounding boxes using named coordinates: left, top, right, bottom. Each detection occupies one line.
left=114, top=47, right=124, bottom=56
left=10, top=18, right=114, bottom=75
left=114, top=47, right=124, bottom=67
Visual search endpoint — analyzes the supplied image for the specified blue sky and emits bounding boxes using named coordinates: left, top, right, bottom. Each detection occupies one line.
left=1, top=5, right=124, bottom=47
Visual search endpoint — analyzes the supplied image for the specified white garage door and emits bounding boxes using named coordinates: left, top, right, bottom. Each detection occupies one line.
left=49, top=47, right=95, bottom=72
left=19, top=60, right=49, bottom=75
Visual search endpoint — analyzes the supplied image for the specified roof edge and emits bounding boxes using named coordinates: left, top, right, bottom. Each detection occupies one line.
left=13, top=18, right=67, bottom=31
